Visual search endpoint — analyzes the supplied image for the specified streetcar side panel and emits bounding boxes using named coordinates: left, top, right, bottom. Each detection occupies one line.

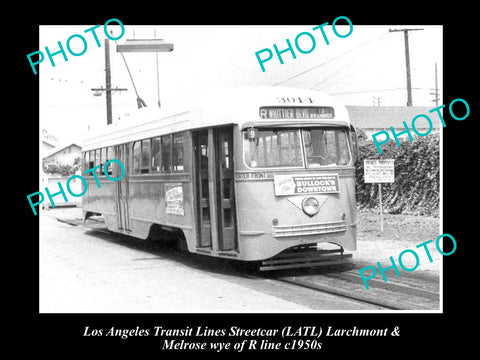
left=82, top=132, right=198, bottom=247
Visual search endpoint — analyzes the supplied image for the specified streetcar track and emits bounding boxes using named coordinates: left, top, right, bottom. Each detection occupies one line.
left=266, top=269, right=440, bottom=311
left=64, top=220, right=440, bottom=311
left=324, top=270, right=439, bottom=300
left=275, top=277, right=399, bottom=310
left=92, top=227, right=440, bottom=310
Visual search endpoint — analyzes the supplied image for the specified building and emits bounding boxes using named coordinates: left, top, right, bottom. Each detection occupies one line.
left=41, top=128, right=59, bottom=152
left=42, top=142, right=82, bottom=170
left=41, top=142, right=83, bottom=209
left=346, top=106, right=441, bottom=140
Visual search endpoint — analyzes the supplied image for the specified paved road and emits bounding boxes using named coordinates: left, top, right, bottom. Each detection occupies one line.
left=40, top=208, right=380, bottom=312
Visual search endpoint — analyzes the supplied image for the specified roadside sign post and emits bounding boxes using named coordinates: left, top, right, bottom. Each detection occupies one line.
left=378, top=183, right=383, bottom=232
left=364, top=159, right=395, bottom=232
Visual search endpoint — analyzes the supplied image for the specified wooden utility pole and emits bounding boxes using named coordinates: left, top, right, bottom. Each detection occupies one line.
left=389, top=28, right=424, bottom=106
left=91, top=38, right=128, bottom=125
left=430, top=63, right=440, bottom=106
left=105, top=38, right=113, bottom=125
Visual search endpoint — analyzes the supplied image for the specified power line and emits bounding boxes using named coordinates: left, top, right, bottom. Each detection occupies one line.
left=273, top=31, right=390, bottom=87
left=330, top=87, right=403, bottom=95
left=329, top=87, right=424, bottom=96
left=312, top=32, right=394, bottom=90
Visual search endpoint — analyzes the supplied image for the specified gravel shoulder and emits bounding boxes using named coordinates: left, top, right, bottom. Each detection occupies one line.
left=355, top=209, right=441, bottom=277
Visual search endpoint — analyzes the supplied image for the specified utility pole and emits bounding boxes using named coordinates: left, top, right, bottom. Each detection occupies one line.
left=91, top=38, right=128, bottom=125
left=429, top=62, right=439, bottom=106
left=389, top=28, right=424, bottom=106
left=104, top=38, right=113, bottom=124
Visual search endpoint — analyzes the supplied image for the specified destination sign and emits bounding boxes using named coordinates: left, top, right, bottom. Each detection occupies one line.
left=259, top=106, right=334, bottom=119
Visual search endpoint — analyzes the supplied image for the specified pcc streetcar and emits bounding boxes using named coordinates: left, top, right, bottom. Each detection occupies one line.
left=81, top=86, right=358, bottom=270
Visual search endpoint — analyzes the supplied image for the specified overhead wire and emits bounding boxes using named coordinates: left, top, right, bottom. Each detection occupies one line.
left=312, top=31, right=393, bottom=91
left=272, top=30, right=391, bottom=87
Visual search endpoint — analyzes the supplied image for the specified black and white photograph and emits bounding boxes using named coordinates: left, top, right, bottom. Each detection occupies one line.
left=37, top=22, right=443, bottom=313
left=19, top=8, right=476, bottom=356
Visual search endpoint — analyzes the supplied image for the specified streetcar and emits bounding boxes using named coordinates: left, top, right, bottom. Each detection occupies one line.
left=81, top=86, right=358, bottom=270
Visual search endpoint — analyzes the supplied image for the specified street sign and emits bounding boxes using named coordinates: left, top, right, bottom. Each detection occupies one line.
left=363, top=159, right=395, bottom=233
left=364, top=159, right=395, bottom=183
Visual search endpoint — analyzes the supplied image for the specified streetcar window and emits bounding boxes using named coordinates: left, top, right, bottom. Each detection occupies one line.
left=132, top=141, right=141, bottom=174
left=141, top=139, right=151, bottom=174
left=95, top=149, right=101, bottom=174
left=100, top=147, right=107, bottom=175
left=151, top=137, right=161, bottom=173
left=83, top=152, right=89, bottom=173
left=223, top=140, right=231, bottom=169
left=243, top=128, right=303, bottom=168
left=106, top=146, right=114, bottom=175
left=303, top=128, right=350, bottom=167
left=243, top=127, right=351, bottom=169
left=173, top=133, right=184, bottom=171
left=161, top=135, right=172, bottom=172
left=350, top=125, right=359, bottom=163
left=88, top=151, right=95, bottom=175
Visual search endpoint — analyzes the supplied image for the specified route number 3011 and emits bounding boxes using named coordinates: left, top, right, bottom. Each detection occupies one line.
left=276, top=97, right=314, bottom=104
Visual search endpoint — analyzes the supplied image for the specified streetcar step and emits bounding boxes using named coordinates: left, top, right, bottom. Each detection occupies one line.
left=260, top=252, right=352, bottom=271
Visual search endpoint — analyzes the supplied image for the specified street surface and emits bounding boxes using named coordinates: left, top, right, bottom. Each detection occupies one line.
left=39, top=207, right=440, bottom=312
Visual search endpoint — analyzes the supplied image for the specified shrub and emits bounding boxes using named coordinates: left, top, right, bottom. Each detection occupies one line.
left=355, top=135, right=440, bottom=217
left=44, top=157, right=82, bottom=176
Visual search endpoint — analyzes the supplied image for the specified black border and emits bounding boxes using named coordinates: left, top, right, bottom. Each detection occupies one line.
left=18, top=3, right=476, bottom=356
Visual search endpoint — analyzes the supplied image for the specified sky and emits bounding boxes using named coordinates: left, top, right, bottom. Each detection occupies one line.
left=38, top=24, right=442, bottom=144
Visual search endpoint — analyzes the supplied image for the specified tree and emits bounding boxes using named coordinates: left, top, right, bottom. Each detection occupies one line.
left=44, top=157, right=82, bottom=176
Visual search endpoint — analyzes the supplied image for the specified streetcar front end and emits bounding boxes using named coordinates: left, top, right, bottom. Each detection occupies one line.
left=232, top=95, right=358, bottom=269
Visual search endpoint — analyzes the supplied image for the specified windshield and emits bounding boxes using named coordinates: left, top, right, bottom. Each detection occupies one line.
left=243, top=127, right=351, bottom=169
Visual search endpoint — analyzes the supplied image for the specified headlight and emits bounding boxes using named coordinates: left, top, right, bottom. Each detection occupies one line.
left=302, top=196, right=320, bottom=217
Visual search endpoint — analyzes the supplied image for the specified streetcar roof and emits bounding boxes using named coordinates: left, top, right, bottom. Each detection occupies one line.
left=81, top=86, right=351, bottom=151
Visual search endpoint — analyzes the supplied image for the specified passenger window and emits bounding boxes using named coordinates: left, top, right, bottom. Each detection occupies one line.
left=95, top=149, right=101, bottom=174
left=83, top=152, right=90, bottom=173
left=88, top=151, right=95, bottom=175
left=173, top=133, right=185, bottom=171
left=106, top=146, right=114, bottom=175
left=161, top=135, right=172, bottom=172
left=141, top=139, right=151, bottom=174
left=132, top=141, right=141, bottom=174
left=100, top=147, right=107, bottom=175
left=151, top=137, right=161, bottom=173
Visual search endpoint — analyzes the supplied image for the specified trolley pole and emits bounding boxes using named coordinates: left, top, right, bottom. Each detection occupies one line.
left=389, top=28, right=424, bottom=106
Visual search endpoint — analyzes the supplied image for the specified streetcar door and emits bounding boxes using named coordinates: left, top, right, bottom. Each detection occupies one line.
left=115, top=144, right=131, bottom=231
left=193, top=127, right=237, bottom=251
left=193, top=130, right=212, bottom=247
left=213, top=127, right=237, bottom=251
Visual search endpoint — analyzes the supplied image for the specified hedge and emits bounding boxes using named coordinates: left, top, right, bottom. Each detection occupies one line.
left=355, top=134, right=440, bottom=217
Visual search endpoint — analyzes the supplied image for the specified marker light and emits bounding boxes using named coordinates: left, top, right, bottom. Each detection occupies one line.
left=302, top=196, right=320, bottom=217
